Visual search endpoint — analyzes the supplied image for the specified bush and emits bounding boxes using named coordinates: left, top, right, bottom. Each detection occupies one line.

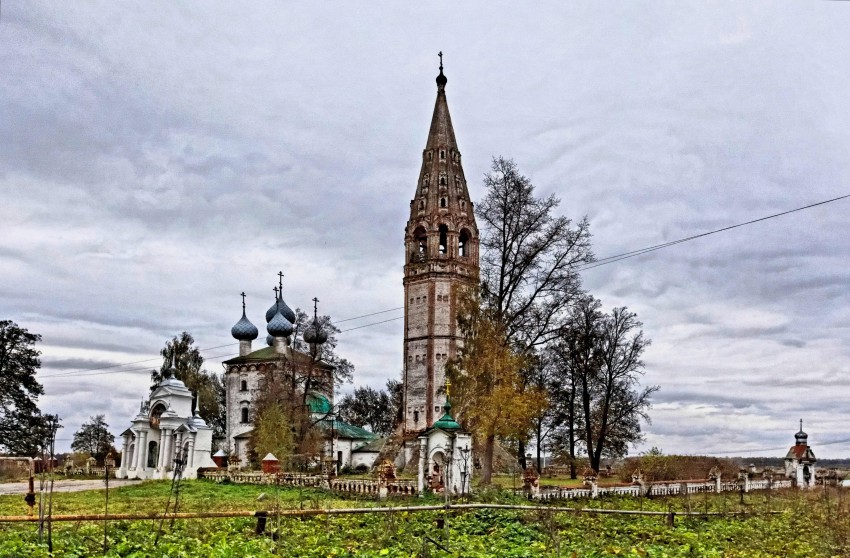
left=618, top=454, right=740, bottom=483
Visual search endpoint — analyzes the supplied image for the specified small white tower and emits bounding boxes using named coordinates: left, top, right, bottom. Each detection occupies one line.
left=784, top=419, right=817, bottom=488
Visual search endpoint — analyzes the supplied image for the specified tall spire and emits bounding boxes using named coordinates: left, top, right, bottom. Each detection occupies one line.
left=410, top=52, right=470, bottom=212
left=403, top=58, right=479, bottom=433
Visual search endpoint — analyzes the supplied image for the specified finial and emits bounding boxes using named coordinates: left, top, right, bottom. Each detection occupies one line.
left=436, top=51, right=447, bottom=88
left=312, top=297, right=319, bottom=320
left=277, top=271, right=284, bottom=294
left=240, top=291, right=247, bottom=313
left=273, top=286, right=279, bottom=301
left=445, top=378, right=451, bottom=398
left=800, top=418, right=803, bottom=431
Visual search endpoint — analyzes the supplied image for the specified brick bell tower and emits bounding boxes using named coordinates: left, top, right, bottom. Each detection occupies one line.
left=402, top=56, right=479, bottom=435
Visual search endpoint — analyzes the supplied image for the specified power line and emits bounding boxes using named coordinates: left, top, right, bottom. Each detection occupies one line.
left=39, top=314, right=405, bottom=379
left=581, top=193, right=850, bottom=271
left=38, top=308, right=406, bottom=379
left=709, top=437, right=850, bottom=456
left=38, top=193, right=848, bottom=380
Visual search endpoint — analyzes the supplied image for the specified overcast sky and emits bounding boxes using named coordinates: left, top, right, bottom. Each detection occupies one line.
left=2, top=2, right=849, bottom=458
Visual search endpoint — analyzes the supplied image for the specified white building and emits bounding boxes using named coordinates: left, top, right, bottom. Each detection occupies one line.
left=784, top=420, right=817, bottom=488
left=224, top=291, right=378, bottom=469
left=417, top=401, right=473, bottom=495
left=116, top=364, right=217, bottom=480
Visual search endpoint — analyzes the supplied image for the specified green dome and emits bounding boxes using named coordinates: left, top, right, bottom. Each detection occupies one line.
left=432, top=400, right=461, bottom=431
left=307, top=392, right=332, bottom=414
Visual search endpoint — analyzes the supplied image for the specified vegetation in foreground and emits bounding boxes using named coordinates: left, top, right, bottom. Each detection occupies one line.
left=2, top=481, right=850, bottom=557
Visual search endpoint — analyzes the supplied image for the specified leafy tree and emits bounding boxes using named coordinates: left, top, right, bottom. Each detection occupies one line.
left=337, top=380, right=401, bottom=437
left=251, top=403, right=294, bottom=463
left=71, top=414, right=116, bottom=463
left=150, top=332, right=226, bottom=441
left=0, top=320, right=46, bottom=456
left=447, top=291, right=548, bottom=484
left=552, top=296, right=657, bottom=472
left=475, top=157, right=593, bottom=466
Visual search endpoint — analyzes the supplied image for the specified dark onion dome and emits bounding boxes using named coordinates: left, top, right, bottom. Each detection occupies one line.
left=267, top=310, right=294, bottom=337
left=795, top=426, right=808, bottom=445
left=436, top=67, right=447, bottom=87
left=303, top=319, right=328, bottom=345
left=231, top=310, right=259, bottom=341
left=266, top=334, right=274, bottom=347
left=265, top=297, right=296, bottom=324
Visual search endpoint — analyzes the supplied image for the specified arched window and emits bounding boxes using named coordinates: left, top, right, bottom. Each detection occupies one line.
left=240, top=379, right=248, bottom=392
left=413, top=410, right=419, bottom=423
left=459, top=229, right=470, bottom=257
left=440, top=198, right=447, bottom=208
left=147, top=441, right=158, bottom=468
left=412, top=226, right=427, bottom=261
left=241, top=407, right=249, bottom=424
left=439, top=225, right=448, bottom=254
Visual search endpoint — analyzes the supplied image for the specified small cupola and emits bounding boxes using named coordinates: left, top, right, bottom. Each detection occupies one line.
left=795, top=419, right=808, bottom=446
left=432, top=400, right=461, bottom=431
left=267, top=310, right=293, bottom=338
left=231, top=311, right=258, bottom=341
left=303, top=297, right=329, bottom=345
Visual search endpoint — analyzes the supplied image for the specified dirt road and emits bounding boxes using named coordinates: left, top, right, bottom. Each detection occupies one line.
left=0, top=479, right=142, bottom=495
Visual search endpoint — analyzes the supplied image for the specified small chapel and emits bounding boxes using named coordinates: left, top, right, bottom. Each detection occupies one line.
left=116, top=356, right=217, bottom=480
left=784, top=420, right=817, bottom=488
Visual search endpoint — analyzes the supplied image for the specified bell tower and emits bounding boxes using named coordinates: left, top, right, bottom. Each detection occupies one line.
left=402, top=56, right=479, bottom=434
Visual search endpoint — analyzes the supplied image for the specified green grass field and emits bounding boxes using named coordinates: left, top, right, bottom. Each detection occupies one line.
left=2, top=480, right=849, bottom=557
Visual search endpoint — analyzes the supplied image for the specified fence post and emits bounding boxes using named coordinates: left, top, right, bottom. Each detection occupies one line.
left=254, top=511, right=268, bottom=535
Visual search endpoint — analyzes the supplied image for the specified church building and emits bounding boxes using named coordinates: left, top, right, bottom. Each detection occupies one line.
left=224, top=288, right=374, bottom=467
left=402, top=59, right=479, bottom=436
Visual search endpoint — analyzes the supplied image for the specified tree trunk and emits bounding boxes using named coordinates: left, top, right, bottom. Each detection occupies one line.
left=535, top=422, right=543, bottom=473
left=517, top=439, right=527, bottom=470
left=481, top=434, right=495, bottom=485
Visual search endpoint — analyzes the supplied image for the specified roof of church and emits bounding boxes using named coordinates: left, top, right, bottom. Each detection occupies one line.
left=352, top=437, right=387, bottom=453
left=318, top=419, right=377, bottom=441
left=409, top=59, right=474, bottom=216
left=307, top=392, right=332, bottom=415
left=222, top=345, right=333, bottom=370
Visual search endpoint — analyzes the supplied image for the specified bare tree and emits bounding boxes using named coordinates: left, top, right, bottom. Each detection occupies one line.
left=475, top=157, right=593, bottom=466
left=553, top=297, right=657, bottom=472
left=477, top=157, right=593, bottom=349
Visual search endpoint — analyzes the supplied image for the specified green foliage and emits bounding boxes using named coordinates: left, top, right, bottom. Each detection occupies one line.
left=0, top=320, right=46, bottom=456
left=1, top=483, right=850, bottom=556
left=252, top=403, right=294, bottom=462
left=619, top=454, right=740, bottom=483
left=71, top=414, right=116, bottom=463
left=150, top=332, right=226, bottom=440
left=337, top=380, right=400, bottom=437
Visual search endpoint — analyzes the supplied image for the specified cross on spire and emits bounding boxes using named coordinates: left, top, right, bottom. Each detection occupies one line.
left=312, top=297, right=319, bottom=320
left=438, top=51, right=443, bottom=71
left=273, top=286, right=279, bottom=301
left=277, top=271, right=284, bottom=294
left=800, top=418, right=803, bottom=431
left=240, top=291, right=246, bottom=312
left=445, top=377, right=451, bottom=398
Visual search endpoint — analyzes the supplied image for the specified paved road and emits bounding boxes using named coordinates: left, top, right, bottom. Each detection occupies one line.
left=0, top=479, right=142, bottom=495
